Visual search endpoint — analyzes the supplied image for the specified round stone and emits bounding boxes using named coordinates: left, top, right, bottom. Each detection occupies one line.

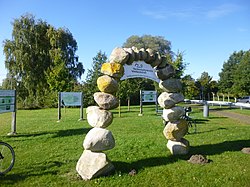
left=159, top=79, right=182, bottom=93
left=94, top=92, right=119, bottom=110
left=109, top=47, right=129, bottom=64
left=163, top=119, right=188, bottom=141
left=97, top=75, right=118, bottom=94
left=101, top=62, right=124, bottom=78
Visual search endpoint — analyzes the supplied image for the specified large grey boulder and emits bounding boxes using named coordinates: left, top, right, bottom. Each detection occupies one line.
left=76, top=150, right=115, bottom=180
left=162, top=106, right=185, bottom=122
left=155, top=64, right=175, bottom=80
left=132, top=46, right=140, bottom=61
left=83, top=128, right=115, bottom=151
left=163, top=119, right=188, bottom=141
left=87, top=107, right=113, bottom=128
left=86, top=106, right=99, bottom=114
left=158, top=92, right=184, bottom=109
left=94, top=92, right=119, bottom=110
left=151, top=52, right=161, bottom=67
left=145, top=48, right=155, bottom=64
left=167, top=138, right=190, bottom=155
left=138, top=48, right=148, bottom=61
left=157, top=56, right=168, bottom=68
left=123, top=48, right=135, bottom=65
left=109, top=47, right=129, bottom=64
left=159, top=79, right=182, bottom=93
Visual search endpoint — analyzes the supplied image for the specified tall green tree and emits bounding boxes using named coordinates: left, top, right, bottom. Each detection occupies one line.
left=181, top=74, right=199, bottom=99
left=3, top=14, right=84, bottom=108
left=218, top=51, right=244, bottom=95
left=83, top=51, right=107, bottom=106
left=170, top=51, right=187, bottom=79
left=196, top=72, right=216, bottom=100
left=123, top=35, right=172, bottom=55
left=232, top=50, right=250, bottom=96
left=218, top=50, right=250, bottom=97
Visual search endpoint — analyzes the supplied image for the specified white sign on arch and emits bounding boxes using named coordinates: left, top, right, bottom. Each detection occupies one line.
left=120, top=61, right=160, bottom=83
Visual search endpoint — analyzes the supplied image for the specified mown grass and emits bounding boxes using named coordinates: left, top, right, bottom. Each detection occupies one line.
left=0, top=105, right=249, bottom=187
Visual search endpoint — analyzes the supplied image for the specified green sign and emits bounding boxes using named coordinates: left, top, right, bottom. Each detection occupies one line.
left=60, top=92, right=82, bottom=106
left=0, top=90, right=16, bottom=114
left=141, top=91, right=157, bottom=102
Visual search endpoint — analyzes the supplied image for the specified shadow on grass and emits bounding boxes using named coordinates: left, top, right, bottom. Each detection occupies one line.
left=192, top=118, right=209, bottom=124
left=188, top=127, right=228, bottom=135
left=52, top=128, right=91, bottom=138
left=113, top=139, right=250, bottom=174
left=113, top=155, right=183, bottom=174
left=6, top=128, right=91, bottom=139
left=0, top=161, right=64, bottom=184
left=207, top=116, right=227, bottom=119
left=190, top=139, right=250, bottom=156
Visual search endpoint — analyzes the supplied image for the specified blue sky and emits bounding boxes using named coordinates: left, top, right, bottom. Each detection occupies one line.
left=0, top=0, right=249, bottom=84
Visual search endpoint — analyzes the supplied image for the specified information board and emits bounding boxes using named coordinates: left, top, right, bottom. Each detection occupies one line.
left=141, top=91, right=157, bottom=102
left=60, top=92, right=82, bottom=106
left=139, top=90, right=159, bottom=116
left=0, top=90, right=17, bottom=135
left=0, top=90, right=16, bottom=114
left=58, top=92, right=84, bottom=121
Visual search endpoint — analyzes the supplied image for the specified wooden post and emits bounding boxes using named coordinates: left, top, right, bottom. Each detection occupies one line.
left=10, top=90, right=17, bottom=135
left=57, top=92, right=61, bottom=122
left=127, top=97, right=130, bottom=112
left=138, top=90, right=143, bottom=116
left=119, top=99, right=121, bottom=117
left=79, top=92, right=84, bottom=121
left=155, top=91, right=158, bottom=115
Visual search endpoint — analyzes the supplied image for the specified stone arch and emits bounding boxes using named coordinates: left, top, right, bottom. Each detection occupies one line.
left=76, top=47, right=189, bottom=180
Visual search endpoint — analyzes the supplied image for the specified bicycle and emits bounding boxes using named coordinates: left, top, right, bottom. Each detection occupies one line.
left=183, top=107, right=197, bottom=134
left=162, top=107, right=197, bottom=133
left=0, top=141, right=15, bottom=175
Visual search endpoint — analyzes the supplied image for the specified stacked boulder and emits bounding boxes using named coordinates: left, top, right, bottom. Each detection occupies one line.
left=76, top=64, right=123, bottom=180
left=157, top=72, right=189, bottom=155
left=76, top=47, right=188, bottom=180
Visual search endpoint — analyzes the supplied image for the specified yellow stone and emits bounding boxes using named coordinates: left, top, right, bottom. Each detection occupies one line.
left=163, top=119, right=188, bottom=141
left=101, top=62, right=124, bottom=78
left=97, top=75, right=118, bottom=94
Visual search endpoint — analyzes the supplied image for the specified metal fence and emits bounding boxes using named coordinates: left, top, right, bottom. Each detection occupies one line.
left=189, top=100, right=250, bottom=109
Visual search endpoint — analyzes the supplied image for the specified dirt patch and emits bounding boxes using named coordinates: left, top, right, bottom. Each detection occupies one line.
left=188, top=154, right=210, bottom=164
left=241, top=147, right=250, bottom=154
left=129, top=169, right=137, bottom=176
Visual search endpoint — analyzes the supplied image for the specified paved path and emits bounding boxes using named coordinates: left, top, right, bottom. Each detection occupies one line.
left=210, top=110, right=250, bottom=124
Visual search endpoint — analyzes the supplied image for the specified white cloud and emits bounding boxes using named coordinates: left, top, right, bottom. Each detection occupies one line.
left=141, top=3, right=244, bottom=21
left=205, top=3, right=242, bottom=19
left=142, top=10, right=168, bottom=20
left=237, top=27, right=248, bottom=32
left=141, top=8, right=194, bottom=20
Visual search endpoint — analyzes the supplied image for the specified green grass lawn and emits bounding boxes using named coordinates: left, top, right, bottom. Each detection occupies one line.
left=0, top=105, right=249, bottom=187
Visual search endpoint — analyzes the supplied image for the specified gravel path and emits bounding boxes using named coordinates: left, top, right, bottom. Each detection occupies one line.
left=210, top=110, right=250, bottom=125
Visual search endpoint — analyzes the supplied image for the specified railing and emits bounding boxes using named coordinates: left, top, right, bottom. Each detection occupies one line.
left=189, top=100, right=250, bottom=109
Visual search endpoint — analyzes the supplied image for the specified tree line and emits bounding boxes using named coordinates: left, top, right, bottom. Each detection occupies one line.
left=1, top=14, right=250, bottom=108
left=2, top=14, right=84, bottom=108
